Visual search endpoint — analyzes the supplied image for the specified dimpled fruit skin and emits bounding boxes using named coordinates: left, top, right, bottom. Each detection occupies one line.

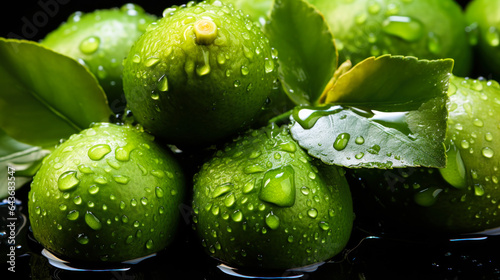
left=28, top=123, right=185, bottom=262
left=122, top=1, right=279, bottom=147
left=347, top=76, right=500, bottom=234
left=465, top=0, right=500, bottom=79
left=41, top=4, right=157, bottom=113
left=192, top=124, right=354, bottom=269
left=308, top=0, right=472, bottom=76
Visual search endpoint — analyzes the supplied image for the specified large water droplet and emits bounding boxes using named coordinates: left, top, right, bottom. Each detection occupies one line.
left=382, top=16, right=423, bottom=42
left=474, top=184, right=485, bottom=196
left=85, top=211, right=102, bottom=230
left=259, top=165, right=296, bottom=207
left=265, top=212, right=280, bottom=230
left=88, top=144, right=111, bottom=161
left=333, top=133, right=350, bottom=151
left=157, top=75, right=169, bottom=92
left=146, top=239, right=154, bottom=249
left=482, top=147, right=495, bottom=158
left=307, top=208, right=318, bottom=218
left=113, top=175, right=130, bottom=184
left=231, top=210, right=243, bottom=222
left=79, top=36, right=100, bottom=54
left=58, top=171, right=80, bottom=192
left=67, top=210, right=79, bottom=221
left=212, top=183, right=233, bottom=198
left=265, top=58, right=275, bottom=73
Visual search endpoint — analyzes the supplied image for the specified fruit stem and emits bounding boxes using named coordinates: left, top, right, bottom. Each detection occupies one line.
left=194, top=19, right=218, bottom=45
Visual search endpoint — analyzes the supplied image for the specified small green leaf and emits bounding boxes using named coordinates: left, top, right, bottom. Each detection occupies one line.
left=264, top=0, right=337, bottom=106
left=0, top=38, right=112, bottom=148
left=319, top=55, right=454, bottom=109
left=289, top=56, right=453, bottom=169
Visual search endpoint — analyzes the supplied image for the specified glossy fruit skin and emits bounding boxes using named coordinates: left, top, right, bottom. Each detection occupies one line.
left=28, top=123, right=185, bottom=262
left=122, top=1, right=279, bottom=147
left=308, top=0, right=472, bottom=76
left=41, top=4, right=157, bottom=113
left=192, top=124, right=354, bottom=269
left=347, top=76, right=500, bottom=234
left=465, top=0, right=500, bottom=79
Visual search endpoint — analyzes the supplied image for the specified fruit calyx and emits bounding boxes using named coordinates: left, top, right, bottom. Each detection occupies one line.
left=194, top=19, right=218, bottom=45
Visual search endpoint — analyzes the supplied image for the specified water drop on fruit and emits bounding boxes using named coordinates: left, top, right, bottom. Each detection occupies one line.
left=414, top=187, right=443, bottom=207
left=212, top=183, right=233, bottom=198
left=85, top=211, right=102, bottom=230
left=79, top=35, right=100, bottom=54
left=157, top=75, right=169, bottom=92
left=265, top=212, right=280, bottom=230
left=76, top=233, right=89, bottom=245
left=113, top=175, right=130, bottom=184
left=88, top=144, right=111, bottom=161
left=482, top=147, right=495, bottom=158
left=67, top=210, right=79, bottom=221
left=486, top=26, right=500, bottom=47
left=307, top=208, right=318, bottom=218
left=146, top=239, right=154, bottom=249
left=88, top=185, right=99, bottom=195
left=58, top=171, right=80, bottom=192
left=382, top=16, right=423, bottom=42
left=231, top=210, right=243, bottom=222
left=259, top=165, right=296, bottom=207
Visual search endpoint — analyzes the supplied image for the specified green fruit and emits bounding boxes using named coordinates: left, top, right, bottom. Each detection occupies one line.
left=347, top=75, right=500, bottom=234
left=192, top=124, right=354, bottom=269
left=208, top=0, right=273, bottom=23
left=465, top=0, right=500, bottom=79
left=28, top=123, right=185, bottom=262
left=308, top=0, right=472, bottom=76
left=41, top=4, right=157, bottom=113
left=122, top=1, right=279, bottom=147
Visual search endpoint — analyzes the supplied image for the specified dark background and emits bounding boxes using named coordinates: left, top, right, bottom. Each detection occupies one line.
left=1, top=0, right=473, bottom=42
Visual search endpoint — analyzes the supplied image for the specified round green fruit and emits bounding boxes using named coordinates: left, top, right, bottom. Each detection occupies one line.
left=41, top=4, right=157, bottom=113
left=347, top=75, right=500, bottom=234
left=308, top=0, right=472, bottom=76
left=122, top=1, right=279, bottom=147
left=28, top=123, right=185, bottom=262
left=192, top=124, right=354, bottom=269
left=465, top=0, right=500, bottom=79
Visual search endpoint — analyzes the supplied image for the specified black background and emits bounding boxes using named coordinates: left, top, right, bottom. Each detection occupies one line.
left=2, top=0, right=473, bottom=41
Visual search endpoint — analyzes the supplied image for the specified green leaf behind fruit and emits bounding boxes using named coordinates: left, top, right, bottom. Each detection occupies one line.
left=264, top=0, right=337, bottom=106
left=290, top=55, right=453, bottom=169
left=0, top=38, right=112, bottom=148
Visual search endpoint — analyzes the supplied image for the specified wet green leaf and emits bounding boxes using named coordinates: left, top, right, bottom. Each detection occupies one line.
left=0, top=38, right=112, bottom=148
left=264, top=0, right=337, bottom=106
left=290, top=56, right=453, bottom=169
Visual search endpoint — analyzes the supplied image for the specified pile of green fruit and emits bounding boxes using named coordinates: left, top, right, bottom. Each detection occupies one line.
left=1, top=0, right=500, bottom=273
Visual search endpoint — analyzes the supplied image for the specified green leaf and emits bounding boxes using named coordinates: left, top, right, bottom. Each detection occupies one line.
left=289, top=56, right=454, bottom=169
left=319, top=55, right=454, bottom=109
left=264, top=0, right=337, bottom=106
left=0, top=38, right=113, bottom=148
left=0, top=128, right=49, bottom=199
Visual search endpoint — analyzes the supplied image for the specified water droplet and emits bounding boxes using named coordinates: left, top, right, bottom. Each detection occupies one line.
left=333, top=133, right=350, bottom=151
left=368, top=3, right=381, bottom=14
left=473, top=119, right=484, bottom=127
left=146, top=239, right=154, bottom=249
left=239, top=65, right=250, bottom=76
left=78, top=164, right=93, bottom=174
left=88, top=185, right=99, bottom=195
left=355, top=152, right=365, bottom=159
left=382, top=16, right=423, bottom=42
left=76, top=234, right=89, bottom=245
left=73, top=195, right=82, bottom=205
left=231, top=210, right=243, bottom=222
left=145, top=57, right=160, bottom=68
left=85, top=211, right=102, bottom=230
left=414, top=187, right=443, bottom=207
left=486, top=26, right=500, bottom=47
left=79, top=36, right=100, bottom=54
left=157, top=74, right=169, bottom=92
left=486, top=132, right=493, bottom=142
left=212, top=183, right=233, bottom=198
left=279, top=142, right=297, bottom=153
left=59, top=204, right=67, bottom=211
left=482, top=147, right=495, bottom=158
left=233, top=80, right=241, bottom=88
left=58, top=171, right=80, bottom=192
left=259, top=165, right=296, bottom=207
left=67, top=210, right=79, bottom=221
left=265, top=212, right=280, bottom=230
left=88, top=144, right=111, bottom=161
left=113, top=175, right=130, bottom=184
left=242, top=180, right=255, bottom=194
left=140, top=197, right=148, bottom=206
left=155, top=187, right=164, bottom=198
left=224, top=193, right=236, bottom=207
left=367, top=144, right=381, bottom=155
left=319, top=221, right=330, bottom=231
left=307, top=208, right=318, bottom=218
left=474, top=184, right=485, bottom=196
left=243, top=164, right=266, bottom=174
left=355, top=136, right=365, bottom=145
left=265, top=58, right=275, bottom=73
